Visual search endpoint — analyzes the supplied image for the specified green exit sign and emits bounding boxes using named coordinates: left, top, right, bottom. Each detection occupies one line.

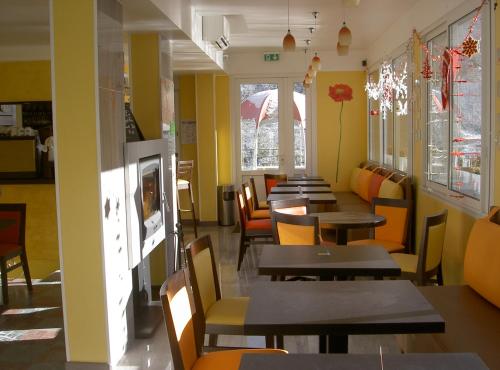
left=264, top=52, right=280, bottom=62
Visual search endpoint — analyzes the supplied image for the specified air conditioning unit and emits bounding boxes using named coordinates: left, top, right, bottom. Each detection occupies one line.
left=203, top=15, right=230, bottom=50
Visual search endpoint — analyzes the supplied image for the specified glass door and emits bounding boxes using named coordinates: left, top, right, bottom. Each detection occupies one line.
left=235, top=77, right=311, bottom=190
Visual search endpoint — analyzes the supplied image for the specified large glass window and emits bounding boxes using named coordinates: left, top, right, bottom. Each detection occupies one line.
left=424, top=5, right=490, bottom=211
left=293, top=82, right=306, bottom=169
left=368, top=53, right=412, bottom=173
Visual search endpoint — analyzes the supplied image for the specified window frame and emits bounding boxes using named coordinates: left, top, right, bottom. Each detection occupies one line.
left=367, top=45, right=413, bottom=176
left=421, top=2, right=492, bottom=216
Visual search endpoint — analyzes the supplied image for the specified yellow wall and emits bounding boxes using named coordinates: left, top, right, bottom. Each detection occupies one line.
left=129, top=33, right=166, bottom=286
left=196, top=74, right=218, bottom=221
left=129, top=33, right=161, bottom=139
left=316, top=71, right=368, bottom=190
left=52, top=0, right=108, bottom=361
left=178, top=74, right=200, bottom=219
left=215, top=74, right=232, bottom=184
left=0, top=61, right=58, bottom=279
left=0, top=61, right=51, bottom=102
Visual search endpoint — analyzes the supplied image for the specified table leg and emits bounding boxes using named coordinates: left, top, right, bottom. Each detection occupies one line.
left=336, top=229, right=348, bottom=245
left=328, top=335, right=348, bottom=353
left=265, top=335, right=274, bottom=348
left=319, top=335, right=327, bottom=353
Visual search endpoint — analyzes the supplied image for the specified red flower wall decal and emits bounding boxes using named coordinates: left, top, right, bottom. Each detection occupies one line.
left=329, top=83, right=354, bottom=183
left=329, top=84, right=353, bottom=102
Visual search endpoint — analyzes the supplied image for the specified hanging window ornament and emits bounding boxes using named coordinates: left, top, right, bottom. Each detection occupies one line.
left=461, top=35, right=479, bottom=58
left=394, top=63, right=408, bottom=116
left=441, top=49, right=451, bottom=110
left=421, top=54, right=432, bottom=79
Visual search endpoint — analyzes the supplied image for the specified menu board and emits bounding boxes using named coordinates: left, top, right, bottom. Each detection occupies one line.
left=22, top=102, right=52, bottom=128
left=125, top=103, right=144, bottom=142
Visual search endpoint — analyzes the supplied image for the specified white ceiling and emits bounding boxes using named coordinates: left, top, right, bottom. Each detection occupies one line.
left=191, top=0, right=419, bottom=52
left=0, top=0, right=420, bottom=70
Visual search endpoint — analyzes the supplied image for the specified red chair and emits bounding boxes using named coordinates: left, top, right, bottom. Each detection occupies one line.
left=0, top=203, right=32, bottom=305
left=250, top=177, right=269, bottom=210
left=263, top=174, right=287, bottom=197
left=242, top=182, right=270, bottom=219
left=236, top=191, right=272, bottom=270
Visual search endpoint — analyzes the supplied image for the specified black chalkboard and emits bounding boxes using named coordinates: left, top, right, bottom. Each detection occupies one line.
left=22, top=101, right=52, bottom=128
left=125, top=103, right=144, bottom=142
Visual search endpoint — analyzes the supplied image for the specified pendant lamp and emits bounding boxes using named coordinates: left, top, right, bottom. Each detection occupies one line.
left=311, top=53, right=321, bottom=71
left=337, top=42, right=349, bottom=56
left=282, top=0, right=296, bottom=51
left=338, top=21, right=352, bottom=46
left=307, top=65, right=316, bottom=78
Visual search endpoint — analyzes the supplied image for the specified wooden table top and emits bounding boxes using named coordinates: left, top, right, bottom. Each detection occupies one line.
left=287, top=176, right=325, bottom=181
left=277, top=180, right=330, bottom=187
left=270, top=186, right=332, bottom=194
left=267, top=193, right=337, bottom=204
left=239, top=353, right=488, bottom=370
left=257, top=245, right=401, bottom=278
left=311, top=211, right=386, bottom=229
left=243, top=280, right=444, bottom=336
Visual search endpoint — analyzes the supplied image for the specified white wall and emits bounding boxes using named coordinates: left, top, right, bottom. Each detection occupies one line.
left=225, top=49, right=367, bottom=76
left=367, top=0, right=477, bottom=65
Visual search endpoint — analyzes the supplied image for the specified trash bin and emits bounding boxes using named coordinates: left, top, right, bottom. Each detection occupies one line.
left=217, top=185, right=235, bottom=226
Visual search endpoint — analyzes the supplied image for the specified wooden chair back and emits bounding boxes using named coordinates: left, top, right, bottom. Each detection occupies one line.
left=271, top=211, right=320, bottom=245
left=0, top=203, right=26, bottom=247
left=263, top=174, right=287, bottom=196
left=185, top=235, right=221, bottom=328
left=416, top=209, right=448, bottom=285
left=177, top=160, right=194, bottom=182
left=269, top=197, right=310, bottom=215
left=236, top=190, right=248, bottom=230
left=159, top=269, right=201, bottom=370
left=250, top=177, right=265, bottom=210
left=242, top=182, right=255, bottom=218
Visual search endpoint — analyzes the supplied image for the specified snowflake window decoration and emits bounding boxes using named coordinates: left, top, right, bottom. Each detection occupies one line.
left=365, top=61, right=408, bottom=119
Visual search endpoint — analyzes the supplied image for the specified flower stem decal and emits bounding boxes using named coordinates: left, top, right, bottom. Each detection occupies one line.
left=328, top=84, right=353, bottom=183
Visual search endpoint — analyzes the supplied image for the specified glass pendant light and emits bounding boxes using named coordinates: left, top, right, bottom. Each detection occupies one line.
left=282, top=0, right=296, bottom=51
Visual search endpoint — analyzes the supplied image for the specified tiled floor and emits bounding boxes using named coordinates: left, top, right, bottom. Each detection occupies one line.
left=0, top=224, right=401, bottom=370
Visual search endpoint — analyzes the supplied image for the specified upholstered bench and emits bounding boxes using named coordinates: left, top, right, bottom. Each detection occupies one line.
left=398, top=207, right=500, bottom=369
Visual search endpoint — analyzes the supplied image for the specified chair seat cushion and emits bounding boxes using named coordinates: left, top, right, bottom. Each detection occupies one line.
left=206, top=297, right=249, bottom=328
left=391, top=253, right=418, bottom=273
left=246, top=218, right=272, bottom=231
left=258, top=201, right=270, bottom=209
left=193, top=348, right=286, bottom=370
left=0, top=243, right=22, bottom=258
left=250, top=209, right=270, bottom=219
left=349, top=239, right=405, bottom=253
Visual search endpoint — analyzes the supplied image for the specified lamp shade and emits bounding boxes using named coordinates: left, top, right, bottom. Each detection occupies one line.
left=303, top=79, right=311, bottom=88
left=307, top=65, right=316, bottom=78
left=337, top=42, right=349, bottom=56
left=311, top=54, right=321, bottom=71
left=283, top=30, right=296, bottom=51
left=305, top=73, right=313, bottom=84
left=338, top=22, right=352, bottom=46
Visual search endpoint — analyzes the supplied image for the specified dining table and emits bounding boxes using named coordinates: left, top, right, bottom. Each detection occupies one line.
left=287, top=175, right=324, bottom=181
left=277, top=180, right=331, bottom=187
left=239, top=353, right=488, bottom=370
left=311, top=211, right=386, bottom=245
left=267, top=193, right=336, bottom=206
left=243, top=280, right=444, bottom=354
left=270, top=186, right=332, bottom=194
left=257, top=244, right=400, bottom=280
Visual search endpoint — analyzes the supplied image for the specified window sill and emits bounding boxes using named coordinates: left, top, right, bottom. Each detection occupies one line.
left=419, top=185, right=485, bottom=219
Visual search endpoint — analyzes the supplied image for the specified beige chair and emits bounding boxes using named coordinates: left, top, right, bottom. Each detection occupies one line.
left=186, top=235, right=248, bottom=347
left=392, top=210, right=448, bottom=286
left=177, top=160, right=197, bottom=238
left=250, top=177, right=269, bottom=210
left=159, top=269, right=286, bottom=370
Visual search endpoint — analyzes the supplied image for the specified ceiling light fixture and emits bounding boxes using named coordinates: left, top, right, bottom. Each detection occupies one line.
left=337, top=42, right=349, bottom=56
left=310, top=12, right=321, bottom=72
left=282, top=0, right=296, bottom=51
left=338, top=21, right=352, bottom=46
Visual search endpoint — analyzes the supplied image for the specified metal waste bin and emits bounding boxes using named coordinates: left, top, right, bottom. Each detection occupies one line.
left=217, top=185, right=235, bottom=226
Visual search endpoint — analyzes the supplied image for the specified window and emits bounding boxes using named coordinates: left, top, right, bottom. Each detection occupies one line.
left=424, top=5, right=490, bottom=212
left=368, top=52, right=412, bottom=173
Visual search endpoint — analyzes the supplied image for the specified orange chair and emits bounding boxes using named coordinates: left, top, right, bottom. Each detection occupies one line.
left=271, top=212, right=320, bottom=246
left=0, top=203, right=32, bottom=305
left=250, top=177, right=269, bottom=210
left=263, top=174, right=287, bottom=197
left=242, top=183, right=270, bottom=219
left=236, top=191, right=272, bottom=270
left=159, top=270, right=286, bottom=370
left=349, top=197, right=410, bottom=253
left=269, top=197, right=310, bottom=216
